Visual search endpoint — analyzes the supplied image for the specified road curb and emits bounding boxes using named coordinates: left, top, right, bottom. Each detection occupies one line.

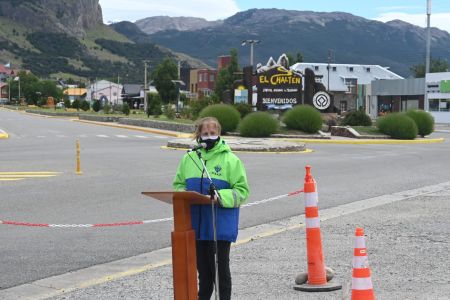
left=2, top=181, right=450, bottom=300
left=161, top=145, right=314, bottom=154
left=286, top=137, right=445, bottom=144
left=72, top=119, right=190, bottom=138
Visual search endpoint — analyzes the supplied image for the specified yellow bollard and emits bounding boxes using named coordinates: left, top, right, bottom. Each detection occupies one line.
left=76, top=139, right=82, bottom=175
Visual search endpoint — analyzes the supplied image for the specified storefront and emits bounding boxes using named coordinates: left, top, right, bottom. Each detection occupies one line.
left=369, top=78, right=425, bottom=118
left=425, top=72, right=450, bottom=123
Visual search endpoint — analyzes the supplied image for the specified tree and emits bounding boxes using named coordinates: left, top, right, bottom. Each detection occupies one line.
left=411, top=58, right=449, bottom=78
left=286, top=52, right=304, bottom=65
left=152, top=58, right=179, bottom=103
left=214, top=48, right=241, bottom=101
left=9, top=71, right=62, bottom=104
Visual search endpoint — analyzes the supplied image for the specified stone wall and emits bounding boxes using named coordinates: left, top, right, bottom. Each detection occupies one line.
left=119, top=118, right=195, bottom=133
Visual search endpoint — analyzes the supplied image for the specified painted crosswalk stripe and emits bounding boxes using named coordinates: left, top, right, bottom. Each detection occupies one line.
left=153, top=136, right=168, bottom=139
left=0, top=178, right=25, bottom=181
left=116, top=135, right=128, bottom=138
left=97, top=135, right=109, bottom=138
left=135, top=135, right=150, bottom=139
left=56, top=135, right=67, bottom=138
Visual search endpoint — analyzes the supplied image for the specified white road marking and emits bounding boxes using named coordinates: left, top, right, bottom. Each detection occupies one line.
left=97, top=135, right=109, bottom=138
left=116, top=135, right=128, bottom=138
left=134, top=135, right=150, bottom=139
left=56, top=135, right=67, bottom=138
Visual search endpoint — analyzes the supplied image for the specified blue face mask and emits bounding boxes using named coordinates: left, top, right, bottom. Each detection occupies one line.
left=200, top=135, right=220, bottom=150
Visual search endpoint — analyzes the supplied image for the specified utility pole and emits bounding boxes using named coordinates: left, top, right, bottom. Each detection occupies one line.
left=144, top=60, right=149, bottom=113
left=327, top=49, right=334, bottom=93
left=8, top=76, right=11, bottom=103
left=426, top=0, right=432, bottom=74
left=178, top=61, right=181, bottom=80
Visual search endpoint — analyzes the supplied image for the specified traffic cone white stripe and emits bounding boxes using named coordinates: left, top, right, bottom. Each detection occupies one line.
left=352, top=256, right=369, bottom=268
left=304, top=192, right=318, bottom=207
left=305, top=217, right=320, bottom=228
left=354, top=237, right=366, bottom=248
left=351, top=277, right=373, bottom=290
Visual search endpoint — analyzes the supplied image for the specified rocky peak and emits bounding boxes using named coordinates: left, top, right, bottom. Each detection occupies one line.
left=0, top=0, right=103, bottom=37
left=135, top=16, right=221, bottom=34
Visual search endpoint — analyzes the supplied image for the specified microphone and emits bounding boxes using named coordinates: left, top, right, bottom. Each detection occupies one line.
left=187, top=143, right=207, bottom=152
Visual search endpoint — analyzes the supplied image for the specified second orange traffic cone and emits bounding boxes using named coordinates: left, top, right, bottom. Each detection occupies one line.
left=351, top=228, right=375, bottom=300
left=294, top=166, right=341, bottom=292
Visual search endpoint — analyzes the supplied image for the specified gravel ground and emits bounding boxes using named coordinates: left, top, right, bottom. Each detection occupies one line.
left=48, top=190, right=450, bottom=300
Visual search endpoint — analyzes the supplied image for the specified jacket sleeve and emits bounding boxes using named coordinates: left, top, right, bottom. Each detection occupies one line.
left=217, top=157, right=249, bottom=208
left=173, top=155, right=187, bottom=191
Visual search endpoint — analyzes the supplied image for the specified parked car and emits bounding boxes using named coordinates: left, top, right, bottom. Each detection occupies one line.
left=56, top=102, right=64, bottom=108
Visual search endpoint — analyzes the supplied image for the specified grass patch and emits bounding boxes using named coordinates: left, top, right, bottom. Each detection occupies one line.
left=278, top=126, right=319, bottom=135
left=352, top=126, right=383, bottom=135
left=21, top=107, right=195, bottom=124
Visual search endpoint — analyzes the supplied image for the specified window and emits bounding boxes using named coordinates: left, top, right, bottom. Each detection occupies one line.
left=199, top=74, right=203, bottom=82
left=349, top=67, right=354, bottom=72
left=340, top=101, right=347, bottom=112
left=210, top=74, right=215, bottom=82
left=332, top=67, right=337, bottom=71
left=315, top=66, right=319, bottom=71
left=429, top=99, right=450, bottom=112
left=366, top=67, right=371, bottom=72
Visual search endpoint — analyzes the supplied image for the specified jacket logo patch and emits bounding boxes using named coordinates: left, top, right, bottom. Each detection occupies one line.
left=212, top=165, right=222, bottom=176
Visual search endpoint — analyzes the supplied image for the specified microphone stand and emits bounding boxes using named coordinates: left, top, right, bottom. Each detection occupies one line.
left=195, top=150, right=220, bottom=300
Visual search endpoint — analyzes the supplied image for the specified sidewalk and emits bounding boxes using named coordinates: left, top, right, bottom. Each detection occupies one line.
left=46, top=189, right=450, bottom=300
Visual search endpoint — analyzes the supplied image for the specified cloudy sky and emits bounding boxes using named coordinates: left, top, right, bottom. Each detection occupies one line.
left=99, top=0, right=450, bottom=32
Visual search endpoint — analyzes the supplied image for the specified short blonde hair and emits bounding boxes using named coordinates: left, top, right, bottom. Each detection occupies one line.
left=194, top=117, right=222, bottom=141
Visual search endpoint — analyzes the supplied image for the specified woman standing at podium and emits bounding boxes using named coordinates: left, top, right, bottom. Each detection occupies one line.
left=173, top=116, right=250, bottom=300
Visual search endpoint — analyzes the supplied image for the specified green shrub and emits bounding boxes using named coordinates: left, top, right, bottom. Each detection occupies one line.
left=377, top=113, right=418, bottom=140
left=80, top=100, right=90, bottom=111
left=72, top=99, right=80, bottom=111
left=64, top=98, right=71, bottom=109
left=342, top=110, right=372, bottom=126
left=190, top=98, right=211, bottom=120
left=103, top=104, right=111, bottom=114
left=37, top=98, right=47, bottom=107
left=239, top=112, right=278, bottom=137
left=180, top=107, right=192, bottom=119
left=405, top=110, right=434, bottom=137
left=148, top=94, right=162, bottom=117
left=122, top=103, right=130, bottom=116
left=92, top=100, right=100, bottom=112
left=199, top=104, right=240, bottom=134
left=234, top=103, right=253, bottom=118
left=283, top=105, right=322, bottom=133
left=164, top=105, right=176, bottom=120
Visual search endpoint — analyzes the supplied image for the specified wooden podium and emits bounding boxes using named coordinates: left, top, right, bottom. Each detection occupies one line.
left=142, top=191, right=213, bottom=300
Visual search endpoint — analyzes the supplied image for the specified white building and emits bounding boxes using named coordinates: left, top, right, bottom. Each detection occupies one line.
left=291, top=63, right=403, bottom=112
left=87, top=80, right=123, bottom=105
left=425, top=72, right=450, bottom=123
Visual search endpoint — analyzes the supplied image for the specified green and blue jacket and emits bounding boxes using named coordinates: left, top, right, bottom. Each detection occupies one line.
left=173, top=138, right=249, bottom=242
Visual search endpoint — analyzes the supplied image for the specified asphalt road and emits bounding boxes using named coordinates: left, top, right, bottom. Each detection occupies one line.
left=1, top=108, right=450, bottom=290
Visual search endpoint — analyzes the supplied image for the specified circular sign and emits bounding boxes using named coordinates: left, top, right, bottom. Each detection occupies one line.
left=312, top=92, right=331, bottom=110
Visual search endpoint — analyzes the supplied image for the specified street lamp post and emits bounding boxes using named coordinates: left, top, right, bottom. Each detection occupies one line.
left=241, top=40, right=260, bottom=69
left=426, top=0, right=432, bottom=74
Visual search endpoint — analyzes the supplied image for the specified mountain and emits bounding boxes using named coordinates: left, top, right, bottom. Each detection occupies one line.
left=145, top=9, right=450, bottom=77
left=135, top=16, right=221, bottom=35
left=0, top=0, right=207, bottom=82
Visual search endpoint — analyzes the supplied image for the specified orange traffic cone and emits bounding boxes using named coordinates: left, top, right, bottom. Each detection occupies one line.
left=351, top=228, right=375, bottom=300
left=294, top=166, right=341, bottom=292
